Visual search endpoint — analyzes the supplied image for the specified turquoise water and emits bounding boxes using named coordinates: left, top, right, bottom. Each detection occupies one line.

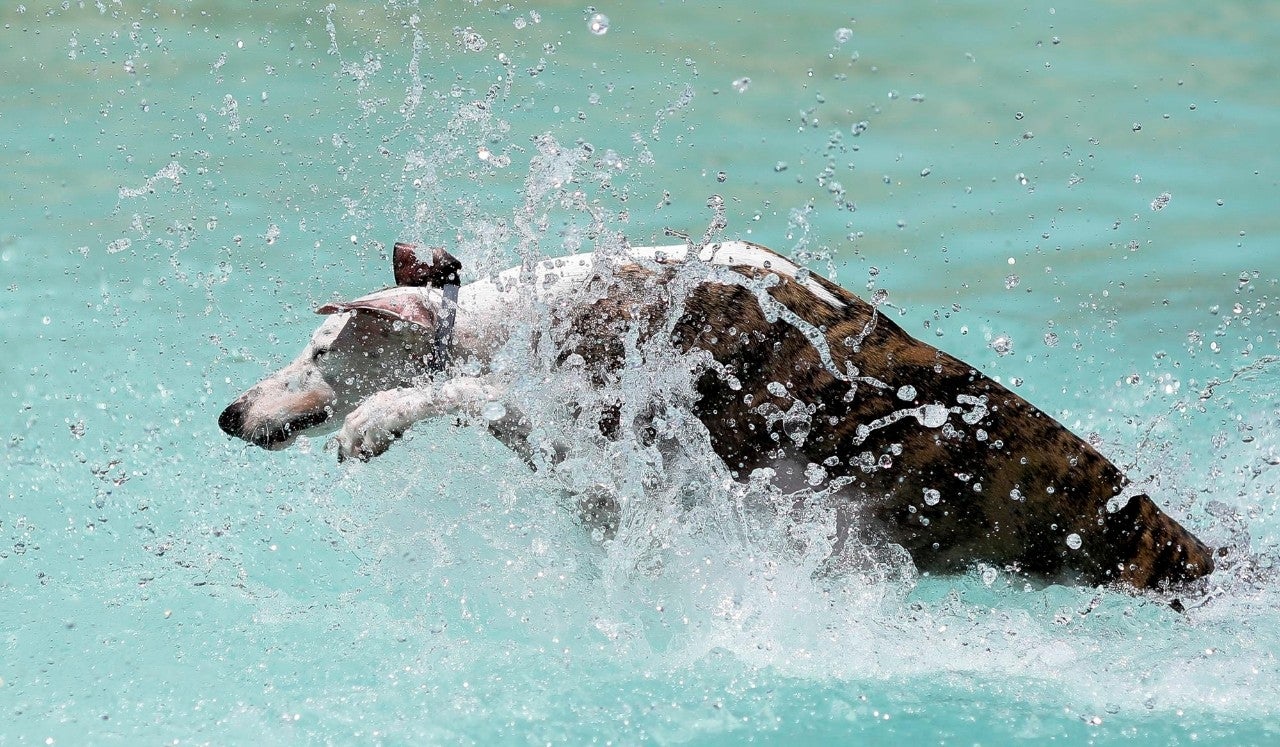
left=3, top=1, right=1279, bottom=743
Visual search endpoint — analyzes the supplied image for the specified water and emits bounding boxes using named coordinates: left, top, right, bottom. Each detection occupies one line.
left=3, top=1, right=1279, bottom=743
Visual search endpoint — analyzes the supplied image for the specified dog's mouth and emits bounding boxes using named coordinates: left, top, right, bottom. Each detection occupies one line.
left=219, top=402, right=333, bottom=450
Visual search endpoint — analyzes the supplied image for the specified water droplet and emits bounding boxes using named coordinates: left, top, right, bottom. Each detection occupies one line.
left=1005, top=274, right=1020, bottom=289
left=587, top=12, right=610, bottom=35
left=834, top=27, right=853, bottom=44
left=481, top=401, right=507, bottom=421
left=774, top=161, right=788, bottom=172
left=923, top=488, right=941, bottom=506
left=917, top=404, right=949, bottom=428
left=981, top=565, right=998, bottom=586
left=766, top=381, right=788, bottom=398
left=731, top=77, right=751, bottom=93
left=1043, top=331, right=1059, bottom=347
left=990, top=335, right=1013, bottom=356
left=896, top=385, right=917, bottom=401
left=1150, top=192, right=1171, bottom=211
left=1065, top=533, right=1083, bottom=550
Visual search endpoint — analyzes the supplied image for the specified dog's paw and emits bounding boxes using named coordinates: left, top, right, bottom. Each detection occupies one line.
left=332, top=389, right=431, bottom=462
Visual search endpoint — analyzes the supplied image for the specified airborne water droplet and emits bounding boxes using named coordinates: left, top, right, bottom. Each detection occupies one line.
left=923, top=488, right=941, bottom=506
left=587, top=12, right=610, bottom=35
left=1065, top=533, right=1083, bottom=550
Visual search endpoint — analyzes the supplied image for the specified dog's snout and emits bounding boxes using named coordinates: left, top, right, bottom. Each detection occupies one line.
left=219, top=401, right=246, bottom=438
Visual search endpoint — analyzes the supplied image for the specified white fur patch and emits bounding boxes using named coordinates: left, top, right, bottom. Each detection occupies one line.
left=460, top=241, right=846, bottom=312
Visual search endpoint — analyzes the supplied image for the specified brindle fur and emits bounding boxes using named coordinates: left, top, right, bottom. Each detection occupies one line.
left=554, top=253, right=1213, bottom=590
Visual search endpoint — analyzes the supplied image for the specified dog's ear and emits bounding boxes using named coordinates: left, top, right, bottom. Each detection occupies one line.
left=394, top=243, right=462, bottom=288
left=315, top=293, right=437, bottom=329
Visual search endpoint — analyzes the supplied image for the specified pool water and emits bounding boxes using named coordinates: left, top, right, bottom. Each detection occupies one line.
left=3, top=1, right=1279, bottom=743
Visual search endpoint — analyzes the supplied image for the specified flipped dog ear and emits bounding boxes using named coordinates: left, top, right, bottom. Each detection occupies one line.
left=394, top=243, right=462, bottom=288
left=315, top=294, right=437, bottom=329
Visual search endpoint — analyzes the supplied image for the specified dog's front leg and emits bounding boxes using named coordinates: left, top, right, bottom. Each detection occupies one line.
left=333, top=376, right=505, bottom=462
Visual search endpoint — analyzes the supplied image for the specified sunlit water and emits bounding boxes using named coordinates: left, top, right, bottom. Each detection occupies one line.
left=3, top=2, right=1279, bottom=743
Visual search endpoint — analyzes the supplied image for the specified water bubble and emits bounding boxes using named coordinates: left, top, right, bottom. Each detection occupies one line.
left=917, top=404, right=949, bottom=428
left=896, top=385, right=917, bottom=401
left=731, top=77, right=751, bottom=93
left=1065, top=533, right=1083, bottom=550
left=1150, top=192, right=1172, bottom=211
left=851, top=120, right=869, bottom=136
left=766, top=381, right=788, bottom=398
left=990, top=335, right=1013, bottom=356
left=1004, top=274, right=1020, bottom=289
left=923, top=488, right=941, bottom=506
left=774, top=161, right=788, bottom=172
left=834, top=27, right=853, bottom=44
left=587, top=12, right=610, bottom=35
left=1043, top=331, right=1059, bottom=348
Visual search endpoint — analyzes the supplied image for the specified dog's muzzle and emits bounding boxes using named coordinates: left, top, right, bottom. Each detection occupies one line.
left=218, top=397, right=333, bottom=450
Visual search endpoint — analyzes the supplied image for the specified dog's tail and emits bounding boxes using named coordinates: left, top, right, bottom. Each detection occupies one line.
left=1100, top=494, right=1214, bottom=589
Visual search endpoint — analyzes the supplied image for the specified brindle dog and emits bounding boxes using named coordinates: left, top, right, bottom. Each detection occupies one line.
left=220, top=241, right=1214, bottom=592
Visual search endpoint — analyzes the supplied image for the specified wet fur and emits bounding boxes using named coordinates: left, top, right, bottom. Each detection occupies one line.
left=559, top=262, right=1214, bottom=589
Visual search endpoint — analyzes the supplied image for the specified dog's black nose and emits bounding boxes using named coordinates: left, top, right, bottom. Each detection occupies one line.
left=218, top=402, right=245, bottom=437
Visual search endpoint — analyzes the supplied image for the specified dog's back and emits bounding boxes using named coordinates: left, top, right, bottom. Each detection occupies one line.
left=554, top=246, right=1213, bottom=590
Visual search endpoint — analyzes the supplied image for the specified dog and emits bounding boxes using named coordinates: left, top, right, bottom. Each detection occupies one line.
left=219, top=240, right=1214, bottom=592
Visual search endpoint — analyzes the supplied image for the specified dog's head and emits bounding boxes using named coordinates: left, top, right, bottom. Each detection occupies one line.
left=218, top=244, right=462, bottom=450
